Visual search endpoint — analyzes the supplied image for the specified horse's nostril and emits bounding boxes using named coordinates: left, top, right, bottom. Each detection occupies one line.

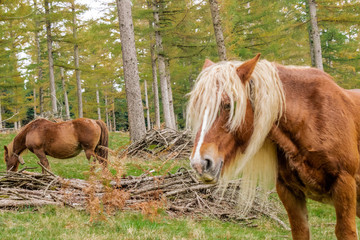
left=204, top=158, right=212, bottom=171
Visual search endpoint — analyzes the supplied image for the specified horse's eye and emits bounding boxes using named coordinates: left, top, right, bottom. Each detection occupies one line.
left=223, top=103, right=231, bottom=110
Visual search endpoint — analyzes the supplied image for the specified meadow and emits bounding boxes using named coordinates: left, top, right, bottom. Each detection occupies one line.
left=0, top=132, right=359, bottom=240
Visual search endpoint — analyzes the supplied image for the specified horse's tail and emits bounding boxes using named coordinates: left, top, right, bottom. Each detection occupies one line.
left=95, top=120, right=109, bottom=164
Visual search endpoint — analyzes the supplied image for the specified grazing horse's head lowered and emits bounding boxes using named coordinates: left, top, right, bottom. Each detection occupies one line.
left=4, top=144, right=25, bottom=171
left=187, top=54, right=360, bottom=239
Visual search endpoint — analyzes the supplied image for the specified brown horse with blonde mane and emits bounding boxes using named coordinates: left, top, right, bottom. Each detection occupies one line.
left=187, top=54, right=360, bottom=239
left=4, top=118, right=108, bottom=173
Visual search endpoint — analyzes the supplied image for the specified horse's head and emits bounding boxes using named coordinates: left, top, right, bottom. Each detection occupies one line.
left=4, top=145, right=24, bottom=171
left=188, top=54, right=262, bottom=183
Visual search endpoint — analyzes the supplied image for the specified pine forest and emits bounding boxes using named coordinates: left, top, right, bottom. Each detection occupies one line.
left=1, top=0, right=359, bottom=140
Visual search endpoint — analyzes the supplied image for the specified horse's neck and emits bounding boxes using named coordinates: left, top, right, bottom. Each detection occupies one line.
left=12, top=128, right=28, bottom=155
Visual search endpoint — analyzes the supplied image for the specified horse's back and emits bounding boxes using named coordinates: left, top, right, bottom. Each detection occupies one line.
left=346, top=89, right=360, bottom=107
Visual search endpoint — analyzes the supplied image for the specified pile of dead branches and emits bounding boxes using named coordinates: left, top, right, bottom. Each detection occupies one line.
left=0, top=170, right=82, bottom=208
left=0, top=168, right=287, bottom=228
left=118, top=128, right=193, bottom=160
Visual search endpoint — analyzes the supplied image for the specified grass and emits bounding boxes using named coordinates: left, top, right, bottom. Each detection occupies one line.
left=0, top=205, right=292, bottom=240
left=0, top=132, right=359, bottom=239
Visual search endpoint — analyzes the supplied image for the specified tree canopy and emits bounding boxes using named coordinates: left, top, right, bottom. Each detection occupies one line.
left=0, top=0, right=359, bottom=130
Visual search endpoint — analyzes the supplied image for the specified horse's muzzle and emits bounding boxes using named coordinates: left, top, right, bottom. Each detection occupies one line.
left=190, top=157, right=223, bottom=184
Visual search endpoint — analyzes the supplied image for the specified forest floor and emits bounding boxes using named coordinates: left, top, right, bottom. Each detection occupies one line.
left=0, top=132, right=359, bottom=239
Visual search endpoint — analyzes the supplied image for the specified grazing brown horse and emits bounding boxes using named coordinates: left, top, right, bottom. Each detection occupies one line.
left=4, top=118, right=108, bottom=173
left=187, top=54, right=360, bottom=239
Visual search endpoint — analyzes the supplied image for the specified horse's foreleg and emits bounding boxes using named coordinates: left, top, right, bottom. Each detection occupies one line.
left=332, top=173, right=358, bottom=240
left=85, top=148, right=106, bottom=166
left=277, top=178, right=310, bottom=240
left=33, top=150, right=51, bottom=174
left=85, top=148, right=108, bottom=175
left=84, top=149, right=96, bottom=162
left=84, top=149, right=97, bottom=172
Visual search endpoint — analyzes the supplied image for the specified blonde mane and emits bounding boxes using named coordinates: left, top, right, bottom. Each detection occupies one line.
left=187, top=60, right=286, bottom=214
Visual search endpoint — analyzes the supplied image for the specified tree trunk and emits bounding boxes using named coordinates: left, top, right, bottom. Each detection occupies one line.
left=308, top=0, right=323, bottom=70
left=116, top=0, right=146, bottom=141
left=147, top=3, right=161, bottom=129
left=308, top=26, right=315, bottom=67
left=0, top=100, right=2, bottom=129
left=71, top=0, right=83, bottom=118
left=144, top=80, right=151, bottom=131
left=34, top=0, right=42, bottom=119
left=325, top=37, right=332, bottom=68
left=33, top=88, right=37, bottom=118
left=153, top=1, right=173, bottom=129
left=60, top=67, right=70, bottom=120
left=165, top=59, right=176, bottom=129
left=44, top=0, right=57, bottom=114
left=39, top=87, right=44, bottom=116
left=96, top=84, right=101, bottom=120
left=152, top=77, right=161, bottom=129
left=105, top=94, right=110, bottom=129
left=208, top=0, right=227, bottom=61
left=112, top=100, right=116, bottom=132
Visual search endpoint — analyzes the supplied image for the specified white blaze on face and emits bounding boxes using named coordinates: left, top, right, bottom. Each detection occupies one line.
left=191, top=108, right=210, bottom=166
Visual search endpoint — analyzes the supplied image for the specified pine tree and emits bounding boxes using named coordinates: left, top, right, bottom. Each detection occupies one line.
left=0, top=0, right=32, bottom=127
left=208, top=0, right=227, bottom=61
left=116, top=0, right=146, bottom=141
left=44, top=0, right=58, bottom=114
left=308, top=0, right=324, bottom=70
left=70, top=0, right=83, bottom=118
left=152, top=0, right=174, bottom=129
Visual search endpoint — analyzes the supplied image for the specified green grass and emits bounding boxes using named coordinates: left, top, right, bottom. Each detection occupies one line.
left=1, top=132, right=360, bottom=239
left=0, top=205, right=290, bottom=240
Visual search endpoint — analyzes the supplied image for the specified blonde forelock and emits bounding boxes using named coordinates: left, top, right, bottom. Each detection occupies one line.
left=187, top=61, right=248, bottom=134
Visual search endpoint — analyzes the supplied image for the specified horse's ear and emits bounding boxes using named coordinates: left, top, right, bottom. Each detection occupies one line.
left=202, top=59, right=215, bottom=70
left=236, top=53, right=261, bottom=84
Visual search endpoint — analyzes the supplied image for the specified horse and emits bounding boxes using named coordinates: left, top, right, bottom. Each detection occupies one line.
left=4, top=118, right=109, bottom=173
left=187, top=54, right=360, bottom=240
